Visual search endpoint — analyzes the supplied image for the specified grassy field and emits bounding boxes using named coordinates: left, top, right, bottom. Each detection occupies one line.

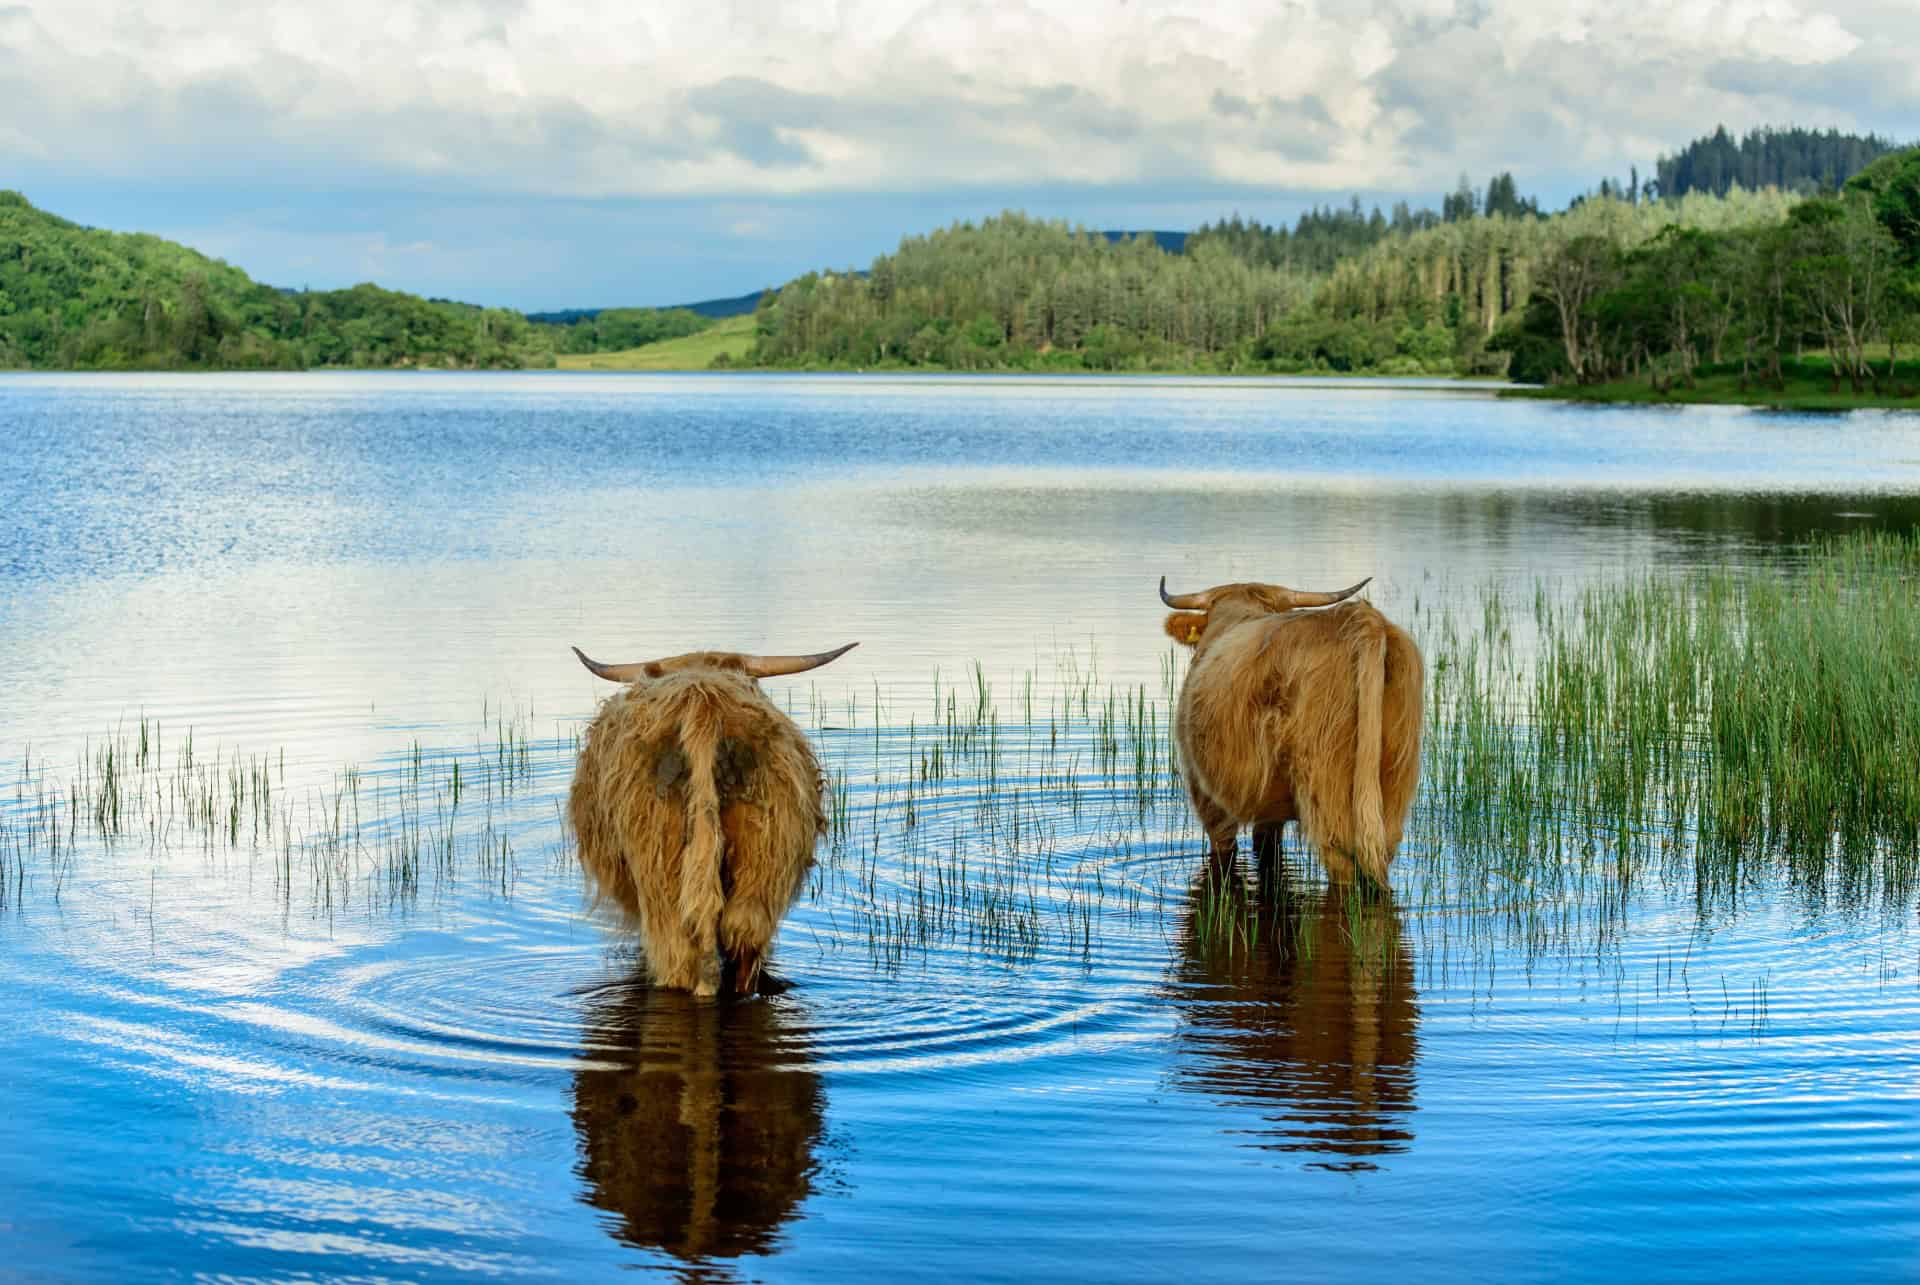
left=557, top=314, right=756, bottom=370
left=1505, top=357, right=1920, bottom=411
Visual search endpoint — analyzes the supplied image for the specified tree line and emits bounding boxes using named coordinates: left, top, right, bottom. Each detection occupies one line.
left=1496, top=149, right=1920, bottom=394
left=5, top=124, right=1912, bottom=380
left=0, top=191, right=712, bottom=370
left=744, top=185, right=1816, bottom=376
left=1654, top=125, right=1903, bottom=201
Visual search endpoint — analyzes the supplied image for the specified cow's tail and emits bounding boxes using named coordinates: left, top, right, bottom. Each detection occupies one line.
left=677, top=689, right=729, bottom=996
left=1350, top=617, right=1391, bottom=885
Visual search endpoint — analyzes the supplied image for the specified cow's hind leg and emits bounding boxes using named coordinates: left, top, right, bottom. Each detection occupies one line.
left=633, top=895, right=709, bottom=993
left=716, top=803, right=806, bottom=997
left=719, top=894, right=780, bottom=997
left=1252, top=821, right=1286, bottom=899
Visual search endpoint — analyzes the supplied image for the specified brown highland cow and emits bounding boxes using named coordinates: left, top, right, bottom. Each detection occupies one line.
left=568, top=640, right=856, bottom=996
left=1160, top=576, right=1424, bottom=884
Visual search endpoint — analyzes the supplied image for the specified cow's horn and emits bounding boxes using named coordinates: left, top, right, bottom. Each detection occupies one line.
left=744, top=642, right=859, bottom=678
left=1287, top=577, right=1373, bottom=608
left=572, top=645, right=655, bottom=683
left=1159, top=577, right=1212, bottom=610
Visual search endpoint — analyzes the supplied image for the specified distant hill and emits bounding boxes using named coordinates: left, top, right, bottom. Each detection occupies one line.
left=531, top=288, right=769, bottom=324
left=557, top=313, right=758, bottom=370
left=675, top=289, right=774, bottom=318
left=1101, top=230, right=1188, bottom=253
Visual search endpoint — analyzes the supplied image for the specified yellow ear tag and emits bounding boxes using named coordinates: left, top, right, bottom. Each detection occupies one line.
left=1187, top=625, right=1201, bottom=642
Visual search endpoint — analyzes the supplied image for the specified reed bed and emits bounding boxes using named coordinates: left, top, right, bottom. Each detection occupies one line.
left=0, top=703, right=556, bottom=915
left=1426, top=531, right=1920, bottom=924
left=2, top=531, right=1915, bottom=977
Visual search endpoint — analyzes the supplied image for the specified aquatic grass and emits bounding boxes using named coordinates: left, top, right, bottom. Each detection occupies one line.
left=1419, top=530, right=1920, bottom=931
left=0, top=705, right=565, bottom=916
left=4, top=534, right=1916, bottom=982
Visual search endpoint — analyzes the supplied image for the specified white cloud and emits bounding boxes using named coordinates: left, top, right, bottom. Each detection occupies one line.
left=0, top=0, right=1908, bottom=200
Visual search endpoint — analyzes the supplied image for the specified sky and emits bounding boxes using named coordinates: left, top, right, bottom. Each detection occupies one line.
left=3, top=0, right=1917, bottom=311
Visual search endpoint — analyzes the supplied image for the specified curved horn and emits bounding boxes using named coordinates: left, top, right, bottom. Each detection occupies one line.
left=743, top=642, right=859, bottom=679
left=1283, top=577, right=1373, bottom=609
left=1159, top=576, right=1212, bottom=610
left=572, top=645, right=658, bottom=683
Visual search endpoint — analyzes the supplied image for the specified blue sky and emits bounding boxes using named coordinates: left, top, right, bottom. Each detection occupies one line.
left=4, top=0, right=1916, bottom=311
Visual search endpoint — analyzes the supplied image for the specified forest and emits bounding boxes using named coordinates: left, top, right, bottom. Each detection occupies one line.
left=744, top=131, right=1919, bottom=392
left=743, top=186, right=1821, bottom=377
left=3, top=124, right=1914, bottom=391
left=1652, top=126, right=1903, bottom=200
left=1497, top=148, right=1920, bottom=396
left=0, top=191, right=710, bottom=370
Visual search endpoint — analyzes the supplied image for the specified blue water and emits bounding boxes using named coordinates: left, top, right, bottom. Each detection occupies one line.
left=3, top=372, right=1918, bottom=1282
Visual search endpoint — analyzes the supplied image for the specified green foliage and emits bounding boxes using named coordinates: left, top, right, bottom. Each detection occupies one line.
left=1845, top=147, right=1920, bottom=265
left=549, top=307, right=711, bottom=355
left=749, top=215, right=1312, bottom=372
left=745, top=189, right=1818, bottom=378
left=1655, top=125, right=1902, bottom=200
left=1495, top=181, right=1919, bottom=397
left=556, top=314, right=756, bottom=370
left=0, top=190, right=710, bottom=370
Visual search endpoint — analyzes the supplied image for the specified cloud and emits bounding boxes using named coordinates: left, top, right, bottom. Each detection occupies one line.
left=0, top=0, right=1911, bottom=204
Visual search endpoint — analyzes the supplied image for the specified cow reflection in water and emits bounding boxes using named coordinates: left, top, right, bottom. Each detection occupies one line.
left=570, top=978, right=827, bottom=1263
left=1171, top=848, right=1418, bottom=1170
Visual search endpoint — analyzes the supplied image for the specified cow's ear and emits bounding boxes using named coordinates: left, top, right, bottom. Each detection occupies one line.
left=1164, top=612, right=1207, bottom=646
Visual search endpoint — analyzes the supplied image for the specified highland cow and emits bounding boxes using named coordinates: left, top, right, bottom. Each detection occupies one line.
left=1160, top=576, right=1424, bottom=885
left=568, top=641, right=856, bottom=996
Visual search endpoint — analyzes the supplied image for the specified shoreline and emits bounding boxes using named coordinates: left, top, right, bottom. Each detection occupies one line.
left=10, top=363, right=1920, bottom=411
left=1502, top=379, right=1920, bottom=413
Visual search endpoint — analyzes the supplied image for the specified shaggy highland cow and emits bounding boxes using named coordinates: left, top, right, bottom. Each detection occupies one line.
left=568, top=640, right=856, bottom=996
left=1160, top=576, right=1424, bottom=885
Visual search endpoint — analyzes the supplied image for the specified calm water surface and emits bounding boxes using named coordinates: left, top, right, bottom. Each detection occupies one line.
left=3, top=373, right=1919, bottom=1281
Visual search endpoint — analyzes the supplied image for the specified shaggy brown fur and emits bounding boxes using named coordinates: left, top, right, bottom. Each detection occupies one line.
left=569, top=660, right=828, bottom=996
left=1163, top=581, right=1424, bottom=884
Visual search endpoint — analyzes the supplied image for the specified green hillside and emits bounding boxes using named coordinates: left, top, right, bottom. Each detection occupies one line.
left=0, top=190, right=567, bottom=369
left=557, top=314, right=756, bottom=370
left=0, top=191, right=721, bottom=371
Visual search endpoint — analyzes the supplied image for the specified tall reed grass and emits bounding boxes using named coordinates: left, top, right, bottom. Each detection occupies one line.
left=1426, top=531, right=1920, bottom=920
left=2, top=533, right=1914, bottom=978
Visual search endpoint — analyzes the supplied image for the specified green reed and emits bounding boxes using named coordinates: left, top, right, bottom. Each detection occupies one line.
left=1422, top=530, right=1920, bottom=920
left=5, top=535, right=1915, bottom=984
left=0, top=705, right=562, bottom=915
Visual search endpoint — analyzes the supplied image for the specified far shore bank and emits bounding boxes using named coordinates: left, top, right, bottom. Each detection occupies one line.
left=1502, top=361, right=1920, bottom=413
left=11, top=361, right=1920, bottom=412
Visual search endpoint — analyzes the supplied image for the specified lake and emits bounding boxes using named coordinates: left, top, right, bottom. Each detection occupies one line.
left=3, top=372, right=1919, bottom=1281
